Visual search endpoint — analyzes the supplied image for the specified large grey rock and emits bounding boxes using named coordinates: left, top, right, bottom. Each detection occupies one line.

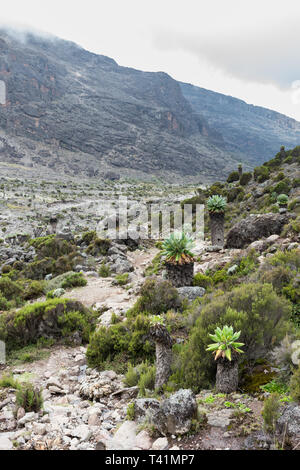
left=106, top=421, right=137, bottom=450
left=177, top=286, right=205, bottom=302
left=225, top=213, right=291, bottom=249
left=134, top=389, right=197, bottom=436
left=134, top=398, right=161, bottom=424
left=159, top=389, right=197, bottom=435
left=277, top=403, right=300, bottom=439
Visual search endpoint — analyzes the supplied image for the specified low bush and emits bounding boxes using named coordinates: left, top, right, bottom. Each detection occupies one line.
left=254, top=165, right=270, bottom=183
left=0, top=293, right=11, bottom=311
left=262, top=393, right=281, bottom=433
left=171, top=283, right=291, bottom=391
left=128, top=278, right=182, bottom=316
left=61, top=272, right=87, bottom=289
left=239, top=172, right=252, bottom=186
left=30, top=235, right=75, bottom=259
left=0, top=298, right=94, bottom=352
left=124, top=361, right=156, bottom=395
left=227, top=171, right=240, bottom=183
left=86, top=238, right=111, bottom=256
left=193, top=273, right=213, bottom=288
left=274, top=179, right=291, bottom=196
left=22, top=280, right=45, bottom=300
left=0, top=277, right=23, bottom=301
left=114, top=273, right=129, bottom=286
left=86, top=314, right=154, bottom=369
left=16, top=383, right=43, bottom=413
left=99, top=263, right=111, bottom=278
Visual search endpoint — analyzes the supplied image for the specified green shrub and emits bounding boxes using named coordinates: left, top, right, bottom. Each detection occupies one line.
left=171, top=283, right=291, bottom=391
left=254, top=166, right=270, bottom=183
left=0, top=277, right=23, bottom=301
left=86, top=315, right=154, bottom=369
left=16, top=383, right=43, bottom=413
left=274, top=179, right=291, bottom=196
left=124, top=363, right=140, bottom=387
left=0, top=298, right=94, bottom=352
left=86, top=238, right=111, bottom=256
left=127, top=402, right=135, bottom=420
left=0, top=373, right=20, bottom=390
left=0, top=293, right=11, bottom=311
left=260, top=266, right=293, bottom=292
left=227, top=186, right=245, bottom=203
left=61, top=272, right=87, bottom=289
left=124, top=361, right=156, bottom=395
left=138, top=365, right=156, bottom=396
left=239, top=172, right=252, bottom=186
left=22, top=280, right=45, bottom=300
left=193, top=273, right=212, bottom=288
left=129, top=278, right=181, bottom=316
left=290, top=366, right=300, bottom=403
left=227, top=171, right=240, bottom=183
left=262, top=393, right=281, bottom=433
left=207, top=182, right=225, bottom=197
left=277, top=194, right=289, bottom=206
left=99, top=263, right=111, bottom=278
left=115, top=273, right=129, bottom=286
left=81, top=231, right=97, bottom=245
left=30, top=235, right=75, bottom=259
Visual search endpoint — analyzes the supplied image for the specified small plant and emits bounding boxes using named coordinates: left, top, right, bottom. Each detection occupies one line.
left=126, top=402, right=135, bottom=420
left=277, top=194, right=289, bottom=206
left=262, top=393, right=281, bottom=434
left=16, top=382, right=43, bottom=413
left=99, top=262, right=111, bottom=278
left=260, top=380, right=289, bottom=395
left=114, top=273, right=129, bottom=286
left=206, top=195, right=227, bottom=213
left=162, top=231, right=194, bottom=265
left=206, top=325, right=244, bottom=361
left=0, top=373, right=20, bottom=390
left=61, top=272, right=87, bottom=289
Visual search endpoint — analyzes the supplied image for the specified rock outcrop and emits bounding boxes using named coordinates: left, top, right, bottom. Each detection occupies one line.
left=225, top=213, right=291, bottom=248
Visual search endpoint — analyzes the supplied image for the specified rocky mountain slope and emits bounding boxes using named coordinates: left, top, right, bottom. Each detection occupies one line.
left=180, top=83, right=300, bottom=166
left=1, top=28, right=300, bottom=182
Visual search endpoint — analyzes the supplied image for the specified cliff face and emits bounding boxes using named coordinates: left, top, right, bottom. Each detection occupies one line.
left=0, top=29, right=299, bottom=182
left=180, top=82, right=300, bottom=166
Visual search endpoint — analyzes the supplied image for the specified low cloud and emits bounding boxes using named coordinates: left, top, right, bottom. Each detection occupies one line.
left=153, top=19, right=300, bottom=89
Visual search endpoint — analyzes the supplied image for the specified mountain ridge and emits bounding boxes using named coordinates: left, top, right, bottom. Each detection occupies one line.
left=0, top=28, right=299, bottom=182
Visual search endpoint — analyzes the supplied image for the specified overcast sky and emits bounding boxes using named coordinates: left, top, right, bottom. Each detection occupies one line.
left=2, top=0, right=300, bottom=119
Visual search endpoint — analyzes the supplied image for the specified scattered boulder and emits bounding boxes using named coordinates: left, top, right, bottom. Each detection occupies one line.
left=151, top=437, right=168, bottom=450
left=277, top=403, right=300, bottom=441
left=177, top=286, right=205, bottom=302
left=106, top=421, right=137, bottom=450
left=159, top=389, right=197, bottom=435
left=134, top=389, right=197, bottom=436
left=225, top=213, right=291, bottom=249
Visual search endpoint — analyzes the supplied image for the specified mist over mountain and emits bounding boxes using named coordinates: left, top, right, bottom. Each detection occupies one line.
left=0, top=28, right=300, bottom=182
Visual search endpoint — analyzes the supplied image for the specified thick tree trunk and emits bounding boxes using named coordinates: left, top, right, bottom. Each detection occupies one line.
left=209, top=212, right=225, bottom=247
left=155, top=342, right=172, bottom=389
left=165, top=262, right=194, bottom=287
left=216, top=359, right=239, bottom=393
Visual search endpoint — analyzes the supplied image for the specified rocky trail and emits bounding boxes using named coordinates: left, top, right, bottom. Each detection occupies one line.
left=61, top=247, right=159, bottom=312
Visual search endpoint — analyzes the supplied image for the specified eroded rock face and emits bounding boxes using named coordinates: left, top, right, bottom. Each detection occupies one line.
left=225, top=213, right=291, bottom=249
